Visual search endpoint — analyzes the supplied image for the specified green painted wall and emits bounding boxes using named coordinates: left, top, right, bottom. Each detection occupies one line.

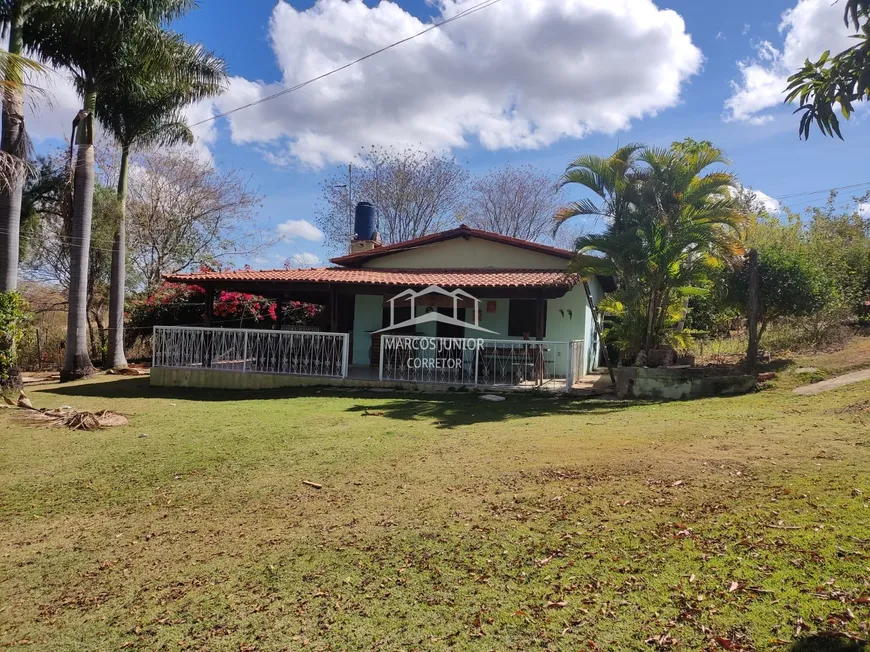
left=352, top=294, right=384, bottom=365
left=546, top=287, right=588, bottom=376
left=477, top=299, right=509, bottom=336
left=362, top=236, right=567, bottom=270
left=455, top=287, right=592, bottom=377
left=349, top=279, right=605, bottom=378
left=352, top=296, right=446, bottom=366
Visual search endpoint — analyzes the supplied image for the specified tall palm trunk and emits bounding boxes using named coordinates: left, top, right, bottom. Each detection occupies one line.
left=106, top=144, right=129, bottom=369
left=61, top=90, right=96, bottom=381
left=0, top=5, right=26, bottom=292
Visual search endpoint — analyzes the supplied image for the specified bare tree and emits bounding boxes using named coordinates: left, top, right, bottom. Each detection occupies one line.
left=463, top=164, right=561, bottom=242
left=552, top=223, right=586, bottom=251
left=316, top=145, right=469, bottom=251
left=125, top=147, right=269, bottom=289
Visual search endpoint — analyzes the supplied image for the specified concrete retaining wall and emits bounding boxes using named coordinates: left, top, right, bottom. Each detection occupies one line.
left=150, top=367, right=565, bottom=394
left=615, top=367, right=756, bottom=400
left=150, top=367, right=445, bottom=392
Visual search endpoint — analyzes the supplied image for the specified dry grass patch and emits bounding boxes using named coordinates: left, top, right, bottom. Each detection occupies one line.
left=1, top=367, right=869, bottom=650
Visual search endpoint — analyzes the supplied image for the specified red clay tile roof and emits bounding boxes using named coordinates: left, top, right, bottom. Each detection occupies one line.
left=164, top=267, right=579, bottom=289
left=330, top=225, right=576, bottom=266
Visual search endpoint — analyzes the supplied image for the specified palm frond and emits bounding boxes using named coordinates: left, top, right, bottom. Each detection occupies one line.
left=0, top=50, right=46, bottom=88
left=558, top=158, right=606, bottom=196
left=143, top=118, right=194, bottom=147
left=553, top=198, right=601, bottom=224
left=95, top=26, right=226, bottom=149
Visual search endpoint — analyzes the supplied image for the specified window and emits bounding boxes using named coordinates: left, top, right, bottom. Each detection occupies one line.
left=508, top=299, right=544, bottom=337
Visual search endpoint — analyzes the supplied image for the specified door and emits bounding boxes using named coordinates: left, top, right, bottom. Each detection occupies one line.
left=436, top=307, right=465, bottom=339
left=435, top=308, right=466, bottom=378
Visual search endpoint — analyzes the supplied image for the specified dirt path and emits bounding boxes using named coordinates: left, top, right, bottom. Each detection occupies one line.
left=793, top=368, right=870, bottom=395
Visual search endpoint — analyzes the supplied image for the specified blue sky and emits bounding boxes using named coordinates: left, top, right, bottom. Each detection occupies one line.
left=30, top=0, right=870, bottom=268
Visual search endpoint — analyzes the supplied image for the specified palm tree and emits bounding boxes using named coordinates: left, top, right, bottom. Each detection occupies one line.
left=97, top=38, right=225, bottom=369
left=0, top=0, right=55, bottom=292
left=565, top=143, right=746, bottom=359
left=21, top=0, right=197, bottom=380
left=554, top=143, right=644, bottom=234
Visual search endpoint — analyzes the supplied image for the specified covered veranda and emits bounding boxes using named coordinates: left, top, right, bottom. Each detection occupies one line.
left=153, top=268, right=598, bottom=392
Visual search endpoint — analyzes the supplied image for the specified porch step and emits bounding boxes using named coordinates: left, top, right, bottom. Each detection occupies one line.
left=570, top=372, right=614, bottom=397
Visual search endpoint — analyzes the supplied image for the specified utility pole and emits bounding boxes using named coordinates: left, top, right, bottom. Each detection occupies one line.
left=747, top=248, right=759, bottom=374
left=347, top=163, right=353, bottom=254
left=333, top=163, right=354, bottom=254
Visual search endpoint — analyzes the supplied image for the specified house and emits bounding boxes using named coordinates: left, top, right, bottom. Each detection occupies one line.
left=152, top=206, right=613, bottom=392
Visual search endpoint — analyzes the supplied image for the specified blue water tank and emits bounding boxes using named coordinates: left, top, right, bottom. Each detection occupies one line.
left=354, top=201, right=376, bottom=241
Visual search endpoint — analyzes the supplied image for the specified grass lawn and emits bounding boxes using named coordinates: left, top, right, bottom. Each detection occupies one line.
left=2, top=345, right=870, bottom=651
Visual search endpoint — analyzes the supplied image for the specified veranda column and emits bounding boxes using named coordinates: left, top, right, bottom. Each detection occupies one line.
left=204, top=286, right=214, bottom=327
left=535, top=298, right=546, bottom=385
left=329, top=285, right=339, bottom=333
left=274, top=298, right=283, bottom=330
left=202, top=286, right=214, bottom=368
left=535, top=298, right=545, bottom=340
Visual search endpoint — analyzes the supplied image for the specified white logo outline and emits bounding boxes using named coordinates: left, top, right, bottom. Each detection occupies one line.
left=374, top=285, right=497, bottom=334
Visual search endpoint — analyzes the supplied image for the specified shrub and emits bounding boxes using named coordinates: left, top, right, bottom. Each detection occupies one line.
left=125, top=282, right=323, bottom=347
left=729, top=247, right=832, bottom=342
left=0, top=291, right=32, bottom=391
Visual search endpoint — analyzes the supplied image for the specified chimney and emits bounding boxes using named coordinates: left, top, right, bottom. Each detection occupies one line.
left=351, top=201, right=381, bottom=253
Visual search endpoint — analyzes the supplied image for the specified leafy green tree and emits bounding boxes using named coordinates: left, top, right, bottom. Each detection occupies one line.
left=0, top=289, right=29, bottom=390
left=729, top=246, right=830, bottom=340
left=554, top=143, right=645, bottom=233
left=669, top=137, right=715, bottom=157
left=559, top=142, right=745, bottom=359
left=785, top=0, right=870, bottom=139
left=84, top=186, right=121, bottom=363
left=803, top=197, right=870, bottom=316
left=97, top=36, right=225, bottom=369
left=748, top=192, right=870, bottom=319
left=19, top=153, right=66, bottom=259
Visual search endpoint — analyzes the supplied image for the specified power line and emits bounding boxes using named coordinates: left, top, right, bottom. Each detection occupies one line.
left=188, top=0, right=506, bottom=128
left=781, top=195, right=864, bottom=212
left=773, top=181, right=870, bottom=200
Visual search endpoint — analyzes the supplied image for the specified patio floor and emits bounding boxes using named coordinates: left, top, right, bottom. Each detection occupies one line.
left=348, top=365, right=610, bottom=393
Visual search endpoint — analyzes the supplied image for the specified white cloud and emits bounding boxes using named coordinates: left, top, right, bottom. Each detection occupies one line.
left=725, top=0, right=857, bottom=124
left=25, top=65, right=81, bottom=143
left=859, top=202, right=870, bottom=218
left=730, top=185, right=781, bottom=215
left=277, top=219, right=324, bottom=241
left=752, top=189, right=782, bottom=215
left=181, top=99, right=220, bottom=164
left=215, top=0, right=702, bottom=168
left=286, top=252, right=323, bottom=268
left=22, top=61, right=219, bottom=163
